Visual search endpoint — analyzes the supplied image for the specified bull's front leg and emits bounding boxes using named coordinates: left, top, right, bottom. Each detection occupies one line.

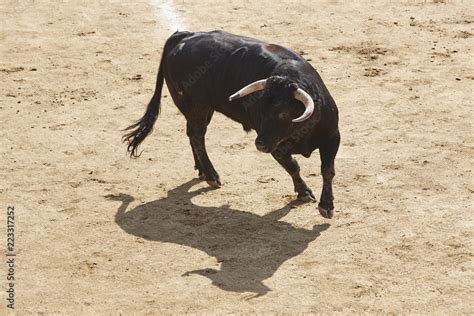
left=318, top=132, right=340, bottom=219
left=271, top=152, right=315, bottom=202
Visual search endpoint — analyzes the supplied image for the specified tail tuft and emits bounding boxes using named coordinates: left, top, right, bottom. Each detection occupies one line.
left=122, top=97, right=160, bottom=158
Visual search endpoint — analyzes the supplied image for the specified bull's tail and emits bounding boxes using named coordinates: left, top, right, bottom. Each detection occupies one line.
left=122, top=55, right=165, bottom=158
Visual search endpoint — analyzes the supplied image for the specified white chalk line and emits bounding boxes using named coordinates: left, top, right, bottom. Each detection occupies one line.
left=150, top=0, right=187, bottom=33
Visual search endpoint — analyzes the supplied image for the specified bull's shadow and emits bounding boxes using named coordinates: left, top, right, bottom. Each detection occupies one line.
left=109, top=179, right=329, bottom=296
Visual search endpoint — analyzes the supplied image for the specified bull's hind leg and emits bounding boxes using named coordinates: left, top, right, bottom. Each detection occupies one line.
left=186, top=109, right=221, bottom=188
left=271, top=152, right=315, bottom=202
left=190, top=144, right=205, bottom=180
left=317, top=131, right=340, bottom=219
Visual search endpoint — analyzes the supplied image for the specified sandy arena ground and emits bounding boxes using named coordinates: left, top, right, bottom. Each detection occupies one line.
left=1, top=0, right=473, bottom=314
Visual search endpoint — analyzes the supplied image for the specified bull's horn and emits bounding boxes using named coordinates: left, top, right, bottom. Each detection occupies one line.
left=228, top=79, right=267, bottom=101
left=292, top=88, right=314, bottom=123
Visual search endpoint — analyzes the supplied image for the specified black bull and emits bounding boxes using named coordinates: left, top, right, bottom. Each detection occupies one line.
left=123, top=30, right=340, bottom=218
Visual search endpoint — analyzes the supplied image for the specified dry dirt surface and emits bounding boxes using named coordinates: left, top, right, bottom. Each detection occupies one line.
left=1, top=0, right=473, bottom=314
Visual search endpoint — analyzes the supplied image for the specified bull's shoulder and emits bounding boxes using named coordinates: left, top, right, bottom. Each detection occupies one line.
left=263, top=44, right=303, bottom=61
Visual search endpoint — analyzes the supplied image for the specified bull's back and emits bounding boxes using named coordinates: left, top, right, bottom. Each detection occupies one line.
left=162, top=31, right=281, bottom=106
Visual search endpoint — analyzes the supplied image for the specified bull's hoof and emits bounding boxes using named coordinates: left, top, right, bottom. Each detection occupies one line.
left=206, top=179, right=221, bottom=188
left=318, top=205, right=334, bottom=219
left=297, top=190, right=316, bottom=202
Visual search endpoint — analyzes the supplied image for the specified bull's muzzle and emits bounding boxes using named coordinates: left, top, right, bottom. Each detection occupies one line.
left=255, top=139, right=271, bottom=153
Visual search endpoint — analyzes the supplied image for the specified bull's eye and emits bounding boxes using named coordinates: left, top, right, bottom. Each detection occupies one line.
left=278, top=112, right=290, bottom=120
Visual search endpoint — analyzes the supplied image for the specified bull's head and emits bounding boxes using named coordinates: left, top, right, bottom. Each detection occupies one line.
left=229, top=76, right=316, bottom=153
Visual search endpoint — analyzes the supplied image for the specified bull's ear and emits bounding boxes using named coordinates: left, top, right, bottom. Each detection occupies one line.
left=288, top=82, right=299, bottom=92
